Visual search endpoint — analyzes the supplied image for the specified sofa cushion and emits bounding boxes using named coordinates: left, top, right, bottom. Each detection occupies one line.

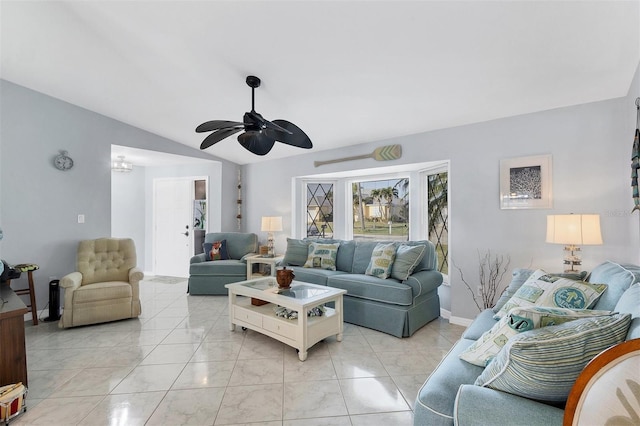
left=588, top=261, right=640, bottom=310
left=189, top=260, right=247, bottom=276
left=352, top=241, right=389, bottom=274
left=391, top=243, right=426, bottom=280
left=414, top=338, right=485, bottom=424
left=615, top=283, right=640, bottom=340
left=203, top=240, right=229, bottom=261
left=204, top=232, right=257, bottom=260
left=494, top=269, right=607, bottom=319
left=73, top=281, right=132, bottom=303
left=365, top=242, right=397, bottom=279
left=462, top=309, right=498, bottom=341
left=460, top=307, right=616, bottom=367
left=475, top=313, right=631, bottom=402
left=286, top=266, right=346, bottom=286
left=335, top=240, right=356, bottom=273
left=282, top=238, right=310, bottom=266
left=303, top=242, right=340, bottom=270
left=328, top=274, right=413, bottom=305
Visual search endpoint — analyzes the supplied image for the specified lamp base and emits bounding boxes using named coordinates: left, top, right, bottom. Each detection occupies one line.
left=562, top=245, right=582, bottom=272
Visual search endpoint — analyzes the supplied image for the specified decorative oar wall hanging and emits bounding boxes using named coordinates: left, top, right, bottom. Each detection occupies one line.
left=314, top=144, right=402, bottom=167
left=633, top=97, right=640, bottom=214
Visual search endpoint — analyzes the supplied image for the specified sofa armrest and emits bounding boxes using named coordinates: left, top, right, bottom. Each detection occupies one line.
left=454, top=385, right=564, bottom=426
left=240, top=253, right=258, bottom=262
left=190, top=253, right=207, bottom=264
left=406, top=269, right=443, bottom=297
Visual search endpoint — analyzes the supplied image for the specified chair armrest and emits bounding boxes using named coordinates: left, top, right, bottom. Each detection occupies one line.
left=190, top=253, right=207, bottom=264
left=129, top=267, right=144, bottom=283
left=60, top=272, right=82, bottom=290
left=454, top=385, right=564, bottom=426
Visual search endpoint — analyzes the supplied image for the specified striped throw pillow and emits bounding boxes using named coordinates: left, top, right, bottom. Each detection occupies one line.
left=475, top=313, right=631, bottom=402
left=459, top=307, right=616, bottom=367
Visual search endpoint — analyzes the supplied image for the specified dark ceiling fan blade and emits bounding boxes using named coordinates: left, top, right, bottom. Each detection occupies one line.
left=268, top=120, right=313, bottom=149
left=196, top=120, right=244, bottom=133
left=200, top=128, right=242, bottom=150
left=237, top=131, right=276, bottom=156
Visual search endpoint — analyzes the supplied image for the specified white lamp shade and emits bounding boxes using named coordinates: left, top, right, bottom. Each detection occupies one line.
left=546, top=214, right=603, bottom=245
left=261, top=216, right=283, bottom=232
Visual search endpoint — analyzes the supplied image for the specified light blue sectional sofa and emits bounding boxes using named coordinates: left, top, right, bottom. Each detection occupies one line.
left=413, top=261, right=640, bottom=426
left=279, top=238, right=443, bottom=338
left=188, top=232, right=258, bottom=295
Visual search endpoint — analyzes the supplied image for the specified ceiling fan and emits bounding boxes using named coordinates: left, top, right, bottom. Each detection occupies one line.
left=196, top=75, right=313, bottom=156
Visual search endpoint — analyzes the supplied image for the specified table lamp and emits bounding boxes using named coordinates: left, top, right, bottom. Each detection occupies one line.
left=546, top=214, right=603, bottom=272
left=261, top=216, right=282, bottom=257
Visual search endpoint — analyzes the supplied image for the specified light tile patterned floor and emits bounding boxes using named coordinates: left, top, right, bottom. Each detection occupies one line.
left=15, top=279, right=464, bottom=425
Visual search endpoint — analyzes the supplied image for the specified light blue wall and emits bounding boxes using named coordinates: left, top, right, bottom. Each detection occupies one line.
left=244, top=63, right=640, bottom=321
left=111, top=166, right=146, bottom=267
left=0, top=80, right=239, bottom=308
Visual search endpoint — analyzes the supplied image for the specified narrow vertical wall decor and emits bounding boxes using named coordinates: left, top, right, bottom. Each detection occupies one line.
left=632, top=97, right=639, bottom=214
left=237, top=169, right=242, bottom=230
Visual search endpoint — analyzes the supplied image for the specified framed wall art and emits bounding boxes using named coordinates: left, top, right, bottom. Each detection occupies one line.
left=500, top=154, right=552, bottom=209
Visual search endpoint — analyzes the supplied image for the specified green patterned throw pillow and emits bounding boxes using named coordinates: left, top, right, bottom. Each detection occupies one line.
left=459, top=306, right=616, bottom=367
left=475, top=313, right=631, bottom=402
left=494, top=269, right=607, bottom=320
left=391, top=244, right=426, bottom=281
left=303, top=242, right=340, bottom=271
left=365, top=242, right=397, bottom=279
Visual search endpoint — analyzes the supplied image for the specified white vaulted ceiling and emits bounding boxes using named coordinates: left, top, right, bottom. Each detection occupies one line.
left=1, top=1, right=639, bottom=165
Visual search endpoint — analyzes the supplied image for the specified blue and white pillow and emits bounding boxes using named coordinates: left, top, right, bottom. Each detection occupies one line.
left=365, top=243, right=397, bottom=279
left=494, top=269, right=608, bottom=320
left=475, top=313, right=631, bottom=402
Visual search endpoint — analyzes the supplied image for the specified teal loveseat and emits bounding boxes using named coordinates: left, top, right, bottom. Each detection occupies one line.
left=187, top=232, right=258, bottom=295
left=413, top=261, right=640, bottom=426
left=279, top=238, right=443, bottom=338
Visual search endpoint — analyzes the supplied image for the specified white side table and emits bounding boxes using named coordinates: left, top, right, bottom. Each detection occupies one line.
left=246, top=254, right=284, bottom=279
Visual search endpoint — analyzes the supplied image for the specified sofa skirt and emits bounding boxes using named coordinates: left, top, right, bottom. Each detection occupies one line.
left=343, top=288, right=440, bottom=338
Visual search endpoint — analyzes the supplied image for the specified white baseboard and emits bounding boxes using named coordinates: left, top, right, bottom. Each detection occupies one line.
left=449, top=315, right=474, bottom=327
left=441, top=308, right=474, bottom=327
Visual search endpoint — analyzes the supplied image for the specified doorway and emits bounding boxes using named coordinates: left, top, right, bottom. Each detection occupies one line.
left=153, top=177, right=208, bottom=277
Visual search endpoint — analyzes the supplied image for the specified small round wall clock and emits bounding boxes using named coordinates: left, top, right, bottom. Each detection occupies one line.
left=54, top=150, right=74, bottom=171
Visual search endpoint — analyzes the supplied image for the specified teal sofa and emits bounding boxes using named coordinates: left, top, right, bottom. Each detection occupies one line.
left=187, top=232, right=258, bottom=295
left=279, top=238, right=443, bottom=338
left=413, top=261, right=640, bottom=426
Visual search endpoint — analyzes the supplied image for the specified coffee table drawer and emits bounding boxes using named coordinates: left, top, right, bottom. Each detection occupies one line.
left=233, top=306, right=262, bottom=327
left=263, top=316, right=296, bottom=339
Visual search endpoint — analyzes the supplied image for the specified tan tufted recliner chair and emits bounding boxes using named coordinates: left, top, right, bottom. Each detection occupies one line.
left=59, top=238, right=143, bottom=328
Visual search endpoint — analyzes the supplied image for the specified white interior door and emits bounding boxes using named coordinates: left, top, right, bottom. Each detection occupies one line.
left=153, top=178, right=193, bottom=277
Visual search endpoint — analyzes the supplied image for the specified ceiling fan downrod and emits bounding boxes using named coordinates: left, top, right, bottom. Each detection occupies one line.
left=246, top=75, right=261, bottom=112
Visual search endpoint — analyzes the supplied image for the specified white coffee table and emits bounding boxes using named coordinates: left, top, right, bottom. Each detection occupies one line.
left=225, top=277, right=346, bottom=361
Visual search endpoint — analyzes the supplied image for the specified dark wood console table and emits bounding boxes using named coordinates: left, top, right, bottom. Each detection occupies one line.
left=0, top=285, right=28, bottom=387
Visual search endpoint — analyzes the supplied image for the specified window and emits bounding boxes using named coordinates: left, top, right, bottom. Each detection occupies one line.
left=351, top=178, right=409, bottom=241
left=426, top=170, right=449, bottom=275
left=306, top=183, right=334, bottom=238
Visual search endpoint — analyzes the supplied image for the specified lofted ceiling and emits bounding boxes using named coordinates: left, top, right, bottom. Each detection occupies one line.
left=1, top=1, right=639, bottom=165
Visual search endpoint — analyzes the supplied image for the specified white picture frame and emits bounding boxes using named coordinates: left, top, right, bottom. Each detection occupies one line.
left=500, top=154, right=552, bottom=209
